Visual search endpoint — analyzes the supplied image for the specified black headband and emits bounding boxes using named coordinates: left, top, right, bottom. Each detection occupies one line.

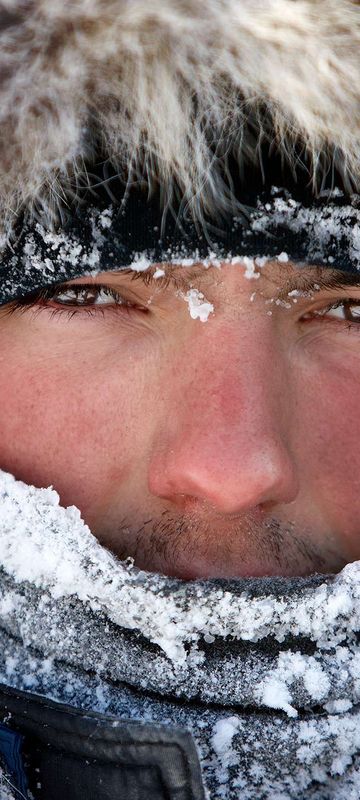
left=0, top=185, right=359, bottom=306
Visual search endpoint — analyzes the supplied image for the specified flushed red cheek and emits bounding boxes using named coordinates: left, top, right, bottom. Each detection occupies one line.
left=0, top=361, right=136, bottom=516
left=297, top=368, right=360, bottom=554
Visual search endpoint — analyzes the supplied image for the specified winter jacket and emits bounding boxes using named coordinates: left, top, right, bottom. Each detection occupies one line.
left=0, top=3, right=360, bottom=799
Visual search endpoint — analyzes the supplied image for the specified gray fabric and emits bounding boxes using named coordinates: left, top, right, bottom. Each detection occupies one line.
left=0, top=470, right=360, bottom=798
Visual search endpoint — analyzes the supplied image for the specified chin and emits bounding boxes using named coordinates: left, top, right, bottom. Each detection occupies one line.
left=145, top=556, right=330, bottom=581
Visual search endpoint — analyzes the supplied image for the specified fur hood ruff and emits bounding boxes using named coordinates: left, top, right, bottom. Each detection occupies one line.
left=0, top=0, right=360, bottom=237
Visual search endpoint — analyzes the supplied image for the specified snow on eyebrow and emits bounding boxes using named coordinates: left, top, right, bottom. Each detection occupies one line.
left=179, top=288, right=214, bottom=322
left=230, top=256, right=261, bottom=279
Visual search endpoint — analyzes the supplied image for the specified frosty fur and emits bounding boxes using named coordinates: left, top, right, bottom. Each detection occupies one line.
left=0, top=767, right=16, bottom=800
left=0, top=0, right=359, bottom=236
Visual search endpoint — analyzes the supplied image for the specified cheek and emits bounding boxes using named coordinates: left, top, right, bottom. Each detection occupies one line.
left=0, top=340, right=148, bottom=515
left=294, top=354, right=360, bottom=538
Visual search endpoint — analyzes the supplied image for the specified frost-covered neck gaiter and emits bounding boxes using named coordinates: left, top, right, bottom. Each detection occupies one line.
left=0, top=470, right=360, bottom=800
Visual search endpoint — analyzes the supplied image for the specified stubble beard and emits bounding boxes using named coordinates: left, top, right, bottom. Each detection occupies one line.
left=96, top=508, right=344, bottom=580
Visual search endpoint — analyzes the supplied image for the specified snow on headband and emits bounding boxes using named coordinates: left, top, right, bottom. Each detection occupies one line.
left=0, top=187, right=359, bottom=306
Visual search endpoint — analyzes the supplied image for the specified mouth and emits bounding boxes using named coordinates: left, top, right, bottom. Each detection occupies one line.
left=145, top=551, right=333, bottom=581
left=109, top=513, right=344, bottom=581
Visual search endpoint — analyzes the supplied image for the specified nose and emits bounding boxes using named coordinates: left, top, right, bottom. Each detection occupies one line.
left=148, top=322, right=298, bottom=515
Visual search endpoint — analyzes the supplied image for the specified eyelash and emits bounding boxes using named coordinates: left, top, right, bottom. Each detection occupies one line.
left=6, top=282, right=360, bottom=335
left=302, top=298, right=360, bottom=332
left=8, top=283, right=147, bottom=320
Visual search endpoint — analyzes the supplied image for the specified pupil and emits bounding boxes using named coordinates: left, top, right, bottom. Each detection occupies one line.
left=345, top=303, right=360, bottom=321
left=81, top=289, right=97, bottom=304
left=56, top=287, right=98, bottom=305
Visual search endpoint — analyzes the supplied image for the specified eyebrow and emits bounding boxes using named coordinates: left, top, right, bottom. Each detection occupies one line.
left=276, top=269, right=360, bottom=300
left=69, top=262, right=360, bottom=299
left=119, top=263, right=211, bottom=292
left=127, top=264, right=360, bottom=302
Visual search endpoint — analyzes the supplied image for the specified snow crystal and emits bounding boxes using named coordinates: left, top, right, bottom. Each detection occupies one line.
left=324, top=699, right=353, bottom=714
left=257, top=677, right=298, bottom=718
left=211, top=716, right=242, bottom=792
left=13, top=211, right=116, bottom=290
left=174, top=257, right=198, bottom=268
left=255, top=255, right=269, bottom=268
left=255, top=649, right=341, bottom=716
left=203, top=252, right=221, bottom=268
left=128, top=254, right=153, bottom=272
left=230, top=255, right=260, bottom=280
left=180, top=288, right=214, bottom=322
left=275, top=298, right=292, bottom=309
left=212, top=716, right=241, bottom=757
left=302, top=663, right=331, bottom=700
left=251, top=192, right=360, bottom=270
left=98, top=208, right=113, bottom=230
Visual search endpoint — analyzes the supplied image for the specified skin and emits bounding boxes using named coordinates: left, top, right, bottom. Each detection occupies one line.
left=1, top=258, right=360, bottom=579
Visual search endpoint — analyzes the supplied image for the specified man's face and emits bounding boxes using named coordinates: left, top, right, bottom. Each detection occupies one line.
left=1, top=259, right=360, bottom=579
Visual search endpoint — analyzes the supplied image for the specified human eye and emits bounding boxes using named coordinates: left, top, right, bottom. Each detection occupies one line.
left=300, top=297, right=360, bottom=336
left=6, top=282, right=148, bottom=319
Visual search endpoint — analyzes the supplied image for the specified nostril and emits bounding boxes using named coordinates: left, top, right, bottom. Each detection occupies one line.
left=148, top=444, right=299, bottom=516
